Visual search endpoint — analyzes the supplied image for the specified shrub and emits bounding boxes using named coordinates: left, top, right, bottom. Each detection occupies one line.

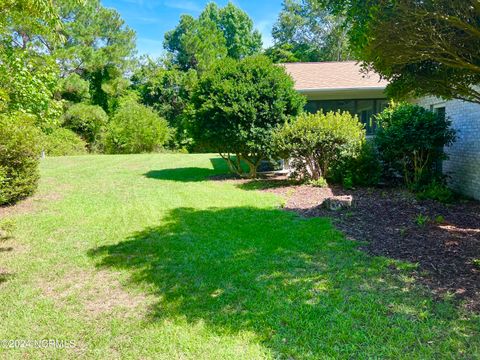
left=42, top=128, right=87, bottom=156
left=375, top=103, right=456, bottom=189
left=416, top=180, right=455, bottom=203
left=191, top=55, right=305, bottom=178
left=331, top=141, right=382, bottom=187
left=104, top=100, right=170, bottom=154
left=308, top=177, right=328, bottom=188
left=274, top=111, right=365, bottom=181
left=57, top=73, right=90, bottom=103
left=0, top=114, right=42, bottom=205
left=62, top=103, right=108, bottom=148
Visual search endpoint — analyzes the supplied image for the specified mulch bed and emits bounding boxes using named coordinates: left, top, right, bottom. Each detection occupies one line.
left=213, top=174, right=480, bottom=311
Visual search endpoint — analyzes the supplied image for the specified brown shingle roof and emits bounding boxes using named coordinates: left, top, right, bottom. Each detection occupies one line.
left=282, top=61, right=389, bottom=91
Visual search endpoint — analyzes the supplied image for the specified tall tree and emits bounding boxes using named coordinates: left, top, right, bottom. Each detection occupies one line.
left=51, top=0, right=136, bottom=76
left=191, top=56, right=305, bottom=177
left=0, top=0, right=63, bottom=128
left=164, top=2, right=262, bottom=71
left=320, top=0, right=480, bottom=104
left=165, top=15, right=227, bottom=72
left=200, top=2, right=262, bottom=59
left=270, top=0, right=351, bottom=62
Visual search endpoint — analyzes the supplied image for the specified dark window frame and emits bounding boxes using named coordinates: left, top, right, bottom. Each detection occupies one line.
left=305, top=98, right=388, bottom=135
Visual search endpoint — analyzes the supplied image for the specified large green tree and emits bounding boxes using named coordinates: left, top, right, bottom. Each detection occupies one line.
left=164, top=2, right=262, bottom=72
left=320, top=0, right=480, bottom=104
left=191, top=56, right=305, bottom=178
left=269, top=0, right=351, bottom=62
left=52, top=0, right=135, bottom=111
left=164, top=15, right=227, bottom=72
left=132, top=59, right=198, bottom=149
left=0, top=0, right=63, bottom=128
left=199, top=2, right=262, bottom=59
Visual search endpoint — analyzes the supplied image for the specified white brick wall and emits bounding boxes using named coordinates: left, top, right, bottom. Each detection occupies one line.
left=414, top=96, right=480, bottom=200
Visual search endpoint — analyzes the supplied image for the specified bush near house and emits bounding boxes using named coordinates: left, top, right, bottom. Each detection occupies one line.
left=104, top=100, right=170, bottom=154
left=274, top=111, right=365, bottom=181
left=0, top=114, right=42, bottom=205
left=330, top=141, right=382, bottom=187
left=375, top=103, right=456, bottom=190
left=190, top=55, right=305, bottom=178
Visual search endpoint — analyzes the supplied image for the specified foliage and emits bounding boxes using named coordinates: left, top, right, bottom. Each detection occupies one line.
left=49, top=0, right=135, bottom=76
left=191, top=55, right=305, bottom=178
left=374, top=103, right=456, bottom=189
left=274, top=111, right=365, bottom=181
left=104, top=100, right=170, bottom=154
left=0, top=0, right=61, bottom=43
left=0, top=45, right=62, bottom=129
left=42, top=127, right=87, bottom=156
left=264, top=43, right=300, bottom=63
left=164, top=15, right=227, bottom=72
left=0, top=113, right=41, bottom=205
left=414, top=213, right=430, bottom=227
left=320, top=0, right=480, bottom=104
left=62, top=103, right=108, bottom=148
left=271, top=0, right=351, bottom=62
left=331, top=141, right=382, bottom=187
left=199, top=2, right=262, bottom=59
left=132, top=60, right=198, bottom=149
left=14, top=0, right=137, bottom=112
left=57, top=73, right=90, bottom=103
left=0, top=218, right=15, bottom=239
left=416, top=180, right=455, bottom=204
left=308, top=177, right=328, bottom=188
left=473, top=259, right=480, bottom=270
left=164, top=2, right=262, bottom=71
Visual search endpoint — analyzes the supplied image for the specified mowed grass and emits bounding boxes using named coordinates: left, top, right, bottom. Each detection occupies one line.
left=0, top=154, right=479, bottom=359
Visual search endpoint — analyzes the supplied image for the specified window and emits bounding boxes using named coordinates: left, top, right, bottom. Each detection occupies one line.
left=305, top=98, right=388, bottom=135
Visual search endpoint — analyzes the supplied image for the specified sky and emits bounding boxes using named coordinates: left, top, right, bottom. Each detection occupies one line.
left=101, top=0, right=283, bottom=59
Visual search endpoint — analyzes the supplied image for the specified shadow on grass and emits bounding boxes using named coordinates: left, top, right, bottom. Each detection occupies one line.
left=236, top=179, right=297, bottom=191
left=89, top=206, right=478, bottom=358
left=144, top=157, right=231, bottom=182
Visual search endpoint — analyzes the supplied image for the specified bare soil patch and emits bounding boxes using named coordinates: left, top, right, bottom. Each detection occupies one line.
left=41, top=268, right=150, bottom=318
left=0, top=191, right=64, bottom=218
left=216, top=175, right=480, bottom=310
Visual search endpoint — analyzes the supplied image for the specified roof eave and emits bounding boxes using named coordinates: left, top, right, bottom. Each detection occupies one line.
left=297, top=86, right=387, bottom=93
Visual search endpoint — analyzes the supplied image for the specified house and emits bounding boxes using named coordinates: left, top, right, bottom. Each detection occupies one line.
left=283, top=61, right=389, bottom=135
left=283, top=61, right=480, bottom=200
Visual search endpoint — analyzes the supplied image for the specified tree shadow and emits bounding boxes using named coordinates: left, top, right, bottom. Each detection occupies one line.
left=89, top=206, right=477, bottom=358
left=236, top=179, right=297, bottom=191
left=144, top=157, right=231, bottom=182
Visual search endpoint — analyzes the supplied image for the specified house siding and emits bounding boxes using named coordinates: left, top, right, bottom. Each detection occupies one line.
left=414, top=96, right=480, bottom=200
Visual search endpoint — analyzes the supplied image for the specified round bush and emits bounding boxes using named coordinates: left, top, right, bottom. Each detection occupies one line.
left=274, top=111, right=365, bottom=181
left=0, top=114, right=42, bottom=205
left=57, top=73, right=90, bottom=103
left=62, top=103, right=108, bottom=147
left=104, top=100, right=170, bottom=154
left=191, top=55, right=305, bottom=177
left=375, top=103, right=456, bottom=189
left=42, top=128, right=88, bottom=156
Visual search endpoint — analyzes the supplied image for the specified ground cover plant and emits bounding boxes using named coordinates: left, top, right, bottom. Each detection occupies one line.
left=0, top=154, right=478, bottom=359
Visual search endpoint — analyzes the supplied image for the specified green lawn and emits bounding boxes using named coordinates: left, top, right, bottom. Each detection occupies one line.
left=0, top=154, right=478, bottom=359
